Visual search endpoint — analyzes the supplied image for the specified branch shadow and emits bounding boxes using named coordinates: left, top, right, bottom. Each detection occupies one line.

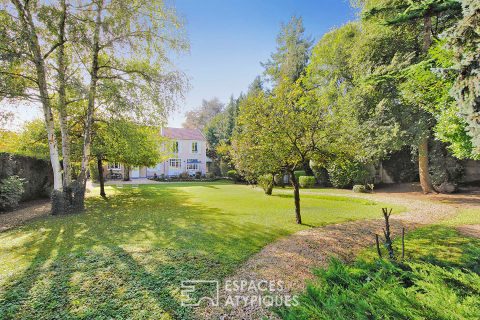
left=0, top=182, right=291, bottom=319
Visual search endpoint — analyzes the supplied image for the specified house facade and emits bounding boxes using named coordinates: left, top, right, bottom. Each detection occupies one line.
left=104, top=127, right=208, bottom=179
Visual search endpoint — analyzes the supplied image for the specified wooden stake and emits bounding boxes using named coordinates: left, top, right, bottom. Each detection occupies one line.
left=375, top=234, right=382, bottom=258
left=382, top=208, right=395, bottom=260
left=402, top=227, right=405, bottom=259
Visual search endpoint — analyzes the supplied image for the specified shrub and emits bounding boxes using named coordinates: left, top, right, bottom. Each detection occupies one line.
left=205, top=172, right=215, bottom=179
left=326, top=160, right=372, bottom=188
left=179, top=172, right=189, bottom=179
left=352, top=184, right=367, bottom=193
left=0, top=175, right=25, bottom=211
left=278, top=258, right=480, bottom=320
left=220, top=161, right=230, bottom=176
left=299, top=176, right=316, bottom=188
left=310, top=160, right=330, bottom=186
left=257, top=174, right=274, bottom=195
left=274, top=173, right=285, bottom=187
left=195, top=171, right=202, bottom=179
left=227, top=170, right=238, bottom=181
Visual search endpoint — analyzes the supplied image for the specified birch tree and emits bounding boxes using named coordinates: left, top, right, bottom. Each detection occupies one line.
left=0, top=0, right=188, bottom=214
left=0, top=0, right=66, bottom=213
left=70, top=0, right=188, bottom=211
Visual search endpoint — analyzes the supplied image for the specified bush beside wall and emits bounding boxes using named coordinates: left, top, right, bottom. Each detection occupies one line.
left=0, top=176, right=25, bottom=210
left=0, top=153, right=53, bottom=202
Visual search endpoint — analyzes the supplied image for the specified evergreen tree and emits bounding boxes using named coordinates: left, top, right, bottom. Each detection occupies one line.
left=363, top=0, right=462, bottom=193
left=261, top=16, right=313, bottom=84
left=450, top=0, right=480, bottom=154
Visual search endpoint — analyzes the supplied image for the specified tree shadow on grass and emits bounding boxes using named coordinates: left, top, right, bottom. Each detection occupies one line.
left=0, top=226, right=61, bottom=319
left=0, top=183, right=291, bottom=319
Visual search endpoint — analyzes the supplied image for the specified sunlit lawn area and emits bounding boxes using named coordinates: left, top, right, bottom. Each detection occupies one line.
left=0, top=182, right=404, bottom=319
left=439, top=207, right=480, bottom=226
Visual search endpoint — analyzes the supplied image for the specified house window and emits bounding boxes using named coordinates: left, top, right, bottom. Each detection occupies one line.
left=191, top=142, right=198, bottom=153
left=172, top=141, right=179, bottom=153
left=108, top=162, right=120, bottom=169
left=169, top=159, right=181, bottom=168
left=186, top=163, right=199, bottom=171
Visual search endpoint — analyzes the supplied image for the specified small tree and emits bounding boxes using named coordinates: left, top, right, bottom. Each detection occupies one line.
left=92, top=120, right=166, bottom=196
left=232, top=79, right=328, bottom=224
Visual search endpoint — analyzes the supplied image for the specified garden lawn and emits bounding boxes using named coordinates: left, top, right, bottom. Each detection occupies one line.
left=0, top=182, right=403, bottom=319
left=439, top=207, right=480, bottom=226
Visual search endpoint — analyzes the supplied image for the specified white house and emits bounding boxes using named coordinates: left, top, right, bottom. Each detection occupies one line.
left=105, top=127, right=208, bottom=179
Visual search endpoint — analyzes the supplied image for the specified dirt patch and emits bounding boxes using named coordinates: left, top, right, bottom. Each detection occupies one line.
left=373, top=183, right=480, bottom=208
left=456, top=224, right=480, bottom=238
left=0, top=199, right=51, bottom=232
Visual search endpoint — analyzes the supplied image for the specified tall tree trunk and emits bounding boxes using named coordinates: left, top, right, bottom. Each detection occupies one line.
left=289, top=170, right=302, bottom=224
left=97, top=156, right=106, bottom=197
left=57, top=0, right=70, bottom=186
left=418, top=136, right=434, bottom=193
left=57, top=0, right=73, bottom=210
left=75, top=0, right=103, bottom=211
left=123, top=165, right=131, bottom=181
left=417, top=14, right=435, bottom=194
left=12, top=0, right=65, bottom=214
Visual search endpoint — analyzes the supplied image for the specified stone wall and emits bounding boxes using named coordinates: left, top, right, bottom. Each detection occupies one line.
left=378, top=149, right=480, bottom=184
left=380, top=148, right=419, bottom=183
left=0, top=153, right=53, bottom=201
left=462, top=160, right=480, bottom=182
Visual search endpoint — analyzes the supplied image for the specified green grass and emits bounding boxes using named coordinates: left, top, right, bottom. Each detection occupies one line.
left=279, top=225, right=480, bottom=319
left=439, top=207, right=480, bottom=226
left=0, top=182, right=403, bottom=319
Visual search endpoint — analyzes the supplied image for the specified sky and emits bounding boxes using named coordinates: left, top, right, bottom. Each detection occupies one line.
left=2, top=0, right=357, bottom=130
left=169, top=0, right=357, bottom=127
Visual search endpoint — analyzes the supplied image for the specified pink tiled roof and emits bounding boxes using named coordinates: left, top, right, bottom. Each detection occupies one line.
left=162, top=127, right=206, bottom=140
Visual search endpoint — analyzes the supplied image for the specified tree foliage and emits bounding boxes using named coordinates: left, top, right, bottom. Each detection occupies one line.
left=261, top=16, right=313, bottom=84
left=232, top=77, right=339, bottom=223
left=450, top=0, right=480, bottom=155
left=92, top=120, right=165, bottom=168
left=183, top=98, right=224, bottom=130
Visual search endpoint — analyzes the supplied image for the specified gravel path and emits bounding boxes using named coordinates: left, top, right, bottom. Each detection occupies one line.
left=0, top=199, right=51, bottom=232
left=198, top=190, right=464, bottom=320
left=456, top=224, right=480, bottom=238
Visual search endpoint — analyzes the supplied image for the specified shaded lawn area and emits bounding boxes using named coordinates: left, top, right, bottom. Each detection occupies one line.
left=0, top=182, right=404, bottom=319
left=280, top=225, right=480, bottom=319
